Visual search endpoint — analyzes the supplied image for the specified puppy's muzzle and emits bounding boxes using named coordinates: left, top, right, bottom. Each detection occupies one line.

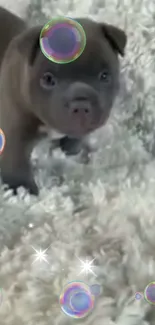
left=65, top=82, right=98, bottom=128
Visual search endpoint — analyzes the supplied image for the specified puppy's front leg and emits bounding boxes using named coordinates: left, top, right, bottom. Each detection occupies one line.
left=0, top=126, right=38, bottom=195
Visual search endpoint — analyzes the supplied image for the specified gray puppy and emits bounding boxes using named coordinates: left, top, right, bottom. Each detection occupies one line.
left=0, top=7, right=127, bottom=194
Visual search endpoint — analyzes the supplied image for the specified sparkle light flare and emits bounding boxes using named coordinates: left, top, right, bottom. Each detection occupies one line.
left=76, top=256, right=97, bottom=277
left=31, top=244, right=52, bottom=265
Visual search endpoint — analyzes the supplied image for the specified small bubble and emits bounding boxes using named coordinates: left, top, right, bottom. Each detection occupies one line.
left=90, top=284, right=101, bottom=296
left=135, top=292, right=143, bottom=300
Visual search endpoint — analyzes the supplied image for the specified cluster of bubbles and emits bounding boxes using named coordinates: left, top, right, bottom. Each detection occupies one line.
left=60, top=280, right=155, bottom=319
left=40, top=16, right=86, bottom=64
left=135, top=281, right=155, bottom=305
left=59, top=281, right=101, bottom=319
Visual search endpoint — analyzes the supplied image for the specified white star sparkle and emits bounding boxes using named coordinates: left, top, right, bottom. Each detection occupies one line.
left=76, top=256, right=97, bottom=276
left=28, top=223, right=34, bottom=228
left=31, top=245, right=51, bottom=265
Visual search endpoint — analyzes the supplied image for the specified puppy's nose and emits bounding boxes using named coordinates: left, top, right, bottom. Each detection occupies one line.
left=69, top=98, right=92, bottom=117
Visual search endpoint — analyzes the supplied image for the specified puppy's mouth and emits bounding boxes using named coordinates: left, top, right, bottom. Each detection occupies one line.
left=52, top=121, right=94, bottom=139
left=67, top=115, right=108, bottom=137
left=66, top=127, right=93, bottom=138
left=58, top=118, right=101, bottom=138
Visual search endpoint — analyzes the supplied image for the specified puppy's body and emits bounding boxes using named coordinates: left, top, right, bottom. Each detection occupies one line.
left=0, top=7, right=127, bottom=194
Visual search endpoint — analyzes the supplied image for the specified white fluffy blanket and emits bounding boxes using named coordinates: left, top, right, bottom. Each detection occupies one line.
left=0, top=0, right=155, bottom=324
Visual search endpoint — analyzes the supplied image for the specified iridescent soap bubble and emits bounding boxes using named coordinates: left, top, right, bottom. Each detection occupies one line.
left=40, top=17, right=86, bottom=64
left=59, top=281, right=94, bottom=318
left=0, top=128, right=6, bottom=154
left=90, top=284, right=101, bottom=297
left=144, top=282, right=155, bottom=305
left=135, top=292, right=143, bottom=300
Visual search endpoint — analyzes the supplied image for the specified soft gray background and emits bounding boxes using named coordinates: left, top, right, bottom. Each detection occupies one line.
left=0, top=0, right=155, bottom=324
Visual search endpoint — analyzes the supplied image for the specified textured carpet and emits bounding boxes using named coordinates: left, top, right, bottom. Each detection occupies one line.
left=1, top=0, right=155, bottom=324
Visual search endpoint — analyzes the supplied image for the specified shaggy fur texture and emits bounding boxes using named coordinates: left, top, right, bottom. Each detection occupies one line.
left=1, top=0, right=155, bottom=324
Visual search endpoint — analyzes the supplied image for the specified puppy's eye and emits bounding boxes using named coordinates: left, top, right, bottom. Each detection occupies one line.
left=40, top=72, right=57, bottom=89
left=99, top=70, right=110, bottom=82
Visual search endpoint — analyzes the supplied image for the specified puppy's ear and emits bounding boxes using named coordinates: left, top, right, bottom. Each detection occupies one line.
left=16, top=26, right=42, bottom=65
left=101, top=23, right=127, bottom=56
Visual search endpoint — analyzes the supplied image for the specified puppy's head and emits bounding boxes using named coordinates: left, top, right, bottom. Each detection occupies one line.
left=17, top=19, right=127, bottom=137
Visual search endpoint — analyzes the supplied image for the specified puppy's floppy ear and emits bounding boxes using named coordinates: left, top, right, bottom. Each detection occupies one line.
left=16, top=26, right=42, bottom=65
left=101, top=23, right=127, bottom=56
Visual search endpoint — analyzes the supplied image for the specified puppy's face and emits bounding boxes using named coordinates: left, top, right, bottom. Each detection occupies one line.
left=18, top=19, right=127, bottom=137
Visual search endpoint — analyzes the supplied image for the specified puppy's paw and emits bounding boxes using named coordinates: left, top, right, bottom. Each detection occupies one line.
left=1, top=173, right=39, bottom=195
